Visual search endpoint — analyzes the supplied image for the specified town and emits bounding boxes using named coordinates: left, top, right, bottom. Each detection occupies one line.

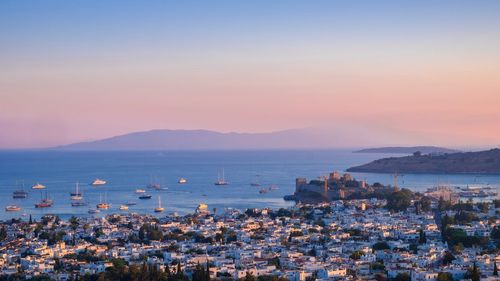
left=0, top=183, right=499, bottom=281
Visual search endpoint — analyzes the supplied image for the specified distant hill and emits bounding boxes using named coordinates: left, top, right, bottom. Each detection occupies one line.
left=52, top=129, right=335, bottom=150
left=347, top=148, right=500, bottom=174
left=355, top=146, right=459, bottom=154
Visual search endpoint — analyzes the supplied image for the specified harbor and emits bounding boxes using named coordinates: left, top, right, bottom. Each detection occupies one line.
left=1, top=150, right=499, bottom=221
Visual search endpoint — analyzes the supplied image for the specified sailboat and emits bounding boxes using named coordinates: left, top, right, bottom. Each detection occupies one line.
left=96, top=193, right=110, bottom=209
left=250, top=175, right=261, bottom=187
left=13, top=180, right=28, bottom=199
left=154, top=196, right=164, bottom=213
left=214, top=168, right=229, bottom=186
left=147, top=175, right=161, bottom=189
left=35, top=191, right=53, bottom=208
left=70, top=182, right=83, bottom=200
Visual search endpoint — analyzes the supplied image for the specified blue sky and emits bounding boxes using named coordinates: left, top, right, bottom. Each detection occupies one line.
left=1, top=1, right=500, bottom=148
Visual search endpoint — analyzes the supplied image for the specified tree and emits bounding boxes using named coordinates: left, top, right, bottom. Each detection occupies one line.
left=466, top=262, right=480, bottom=281
left=372, top=241, right=390, bottom=251
left=418, top=229, right=427, bottom=244
left=244, top=272, right=257, bottom=281
left=0, top=226, right=7, bottom=242
left=442, top=252, right=455, bottom=265
left=437, top=272, right=453, bottom=281
left=385, top=189, right=413, bottom=212
left=438, top=197, right=452, bottom=211
left=192, top=263, right=207, bottom=281
left=205, top=262, right=210, bottom=281
left=349, top=251, right=364, bottom=260
left=477, top=202, right=490, bottom=213
left=394, top=272, right=410, bottom=281
left=420, top=196, right=432, bottom=212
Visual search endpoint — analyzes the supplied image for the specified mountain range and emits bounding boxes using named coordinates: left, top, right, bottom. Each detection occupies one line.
left=52, top=129, right=335, bottom=150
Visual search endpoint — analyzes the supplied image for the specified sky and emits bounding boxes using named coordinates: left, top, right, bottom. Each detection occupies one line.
left=1, top=0, right=499, bottom=149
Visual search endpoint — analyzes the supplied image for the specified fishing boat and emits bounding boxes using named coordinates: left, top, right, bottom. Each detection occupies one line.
left=13, top=190, right=28, bottom=199
left=5, top=205, right=21, bottom=212
left=147, top=175, right=161, bottom=189
left=135, top=189, right=146, bottom=194
left=32, top=183, right=46, bottom=189
left=96, top=193, right=110, bottom=209
left=35, top=192, right=53, bottom=208
left=139, top=194, right=152, bottom=200
left=96, top=202, right=110, bottom=209
left=178, top=177, right=187, bottom=184
left=154, top=196, right=164, bottom=213
left=70, top=182, right=83, bottom=200
left=214, top=168, right=229, bottom=186
left=71, top=201, right=87, bottom=207
left=269, top=184, right=279, bottom=190
left=154, top=185, right=168, bottom=191
left=124, top=200, right=137, bottom=206
left=91, top=179, right=106, bottom=186
left=147, top=183, right=161, bottom=189
left=119, top=205, right=129, bottom=211
left=88, top=208, right=100, bottom=214
left=250, top=175, right=261, bottom=186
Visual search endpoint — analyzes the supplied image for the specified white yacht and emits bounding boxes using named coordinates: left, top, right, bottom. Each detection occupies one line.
left=32, top=183, right=46, bottom=189
left=91, top=179, right=106, bottom=186
left=5, top=205, right=21, bottom=212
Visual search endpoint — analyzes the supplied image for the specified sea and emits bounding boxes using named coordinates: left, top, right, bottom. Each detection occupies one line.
left=1, top=150, right=499, bottom=221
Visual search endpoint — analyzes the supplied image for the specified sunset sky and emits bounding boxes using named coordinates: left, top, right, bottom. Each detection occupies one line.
left=1, top=0, right=499, bottom=148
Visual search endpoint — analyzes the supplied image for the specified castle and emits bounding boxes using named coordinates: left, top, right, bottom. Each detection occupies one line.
left=294, top=171, right=373, bottom=201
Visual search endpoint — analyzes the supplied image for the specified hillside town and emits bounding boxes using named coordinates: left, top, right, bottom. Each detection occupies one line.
left=0, top=192, right=499, bottom=281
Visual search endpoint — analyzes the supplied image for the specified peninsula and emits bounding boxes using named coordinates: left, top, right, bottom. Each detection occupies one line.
left=347, top=148, right=500, bottom=174
left=355, top=146, right=459, bottom=154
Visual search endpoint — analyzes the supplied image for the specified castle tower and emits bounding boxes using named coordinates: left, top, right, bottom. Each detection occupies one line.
left=339, top=189, right=345, bottom=199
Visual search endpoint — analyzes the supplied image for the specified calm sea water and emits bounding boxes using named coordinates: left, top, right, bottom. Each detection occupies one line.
left=1, top=150, right=499, bottom=220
